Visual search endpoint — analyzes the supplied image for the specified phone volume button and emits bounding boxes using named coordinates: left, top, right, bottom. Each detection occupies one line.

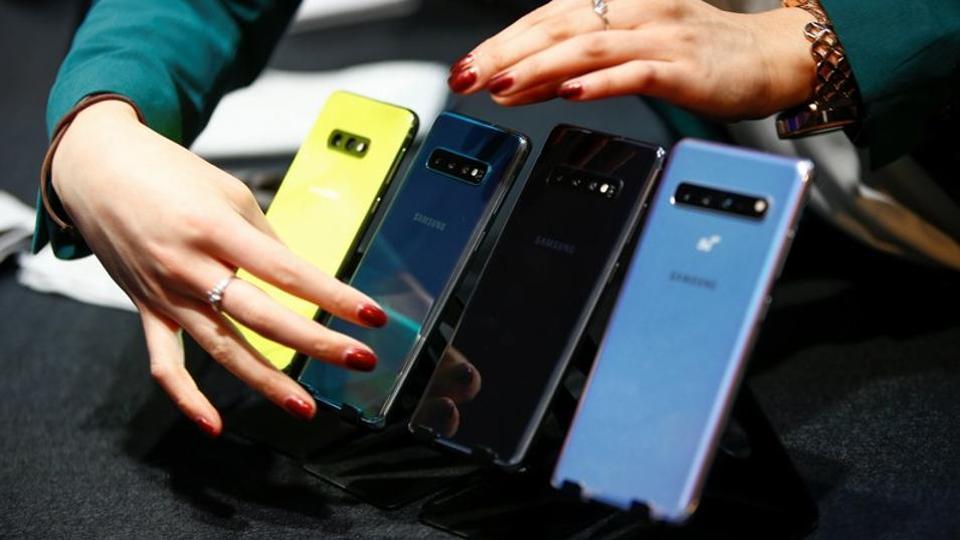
left=473, top=229, right=486, bottom=253
left=607, top=261, right=621, bottom=285
left=370, top=196, right=382, bottom=215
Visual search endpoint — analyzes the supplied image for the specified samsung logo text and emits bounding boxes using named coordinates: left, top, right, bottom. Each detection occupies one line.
left=669, top=271, right=717, bottom=290
left=413, top=213, right=447, bottom=232
left=534, top=235, right=576, bottom=255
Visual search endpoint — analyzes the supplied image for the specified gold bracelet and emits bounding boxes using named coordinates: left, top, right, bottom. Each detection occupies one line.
left=776, top=0, right=861, bottom=138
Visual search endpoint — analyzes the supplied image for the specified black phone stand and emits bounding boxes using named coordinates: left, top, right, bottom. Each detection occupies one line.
left=298, top=318, right=484, bottom=510
left=417, top=385, right=817, bottom=539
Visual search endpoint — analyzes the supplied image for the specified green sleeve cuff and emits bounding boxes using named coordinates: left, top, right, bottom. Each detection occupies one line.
left=31, top=191, right=91, bottom=259
left=825, top=0, right=960, bottom=167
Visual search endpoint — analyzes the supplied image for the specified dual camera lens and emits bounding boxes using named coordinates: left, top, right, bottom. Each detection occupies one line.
left=328, top=130, right=370, bottom=157
left=675, top=182, right=768, bottom=219
left=429, top=149, right=487, bottom=184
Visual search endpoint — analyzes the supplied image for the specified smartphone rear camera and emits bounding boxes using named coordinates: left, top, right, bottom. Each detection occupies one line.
left=329, top=130, right=370, bottom=158
left=675, top=182, right=768, bottom=220
left=428, top=148, right=487, bottom=185
left=548, top=165, right=621, bottom=200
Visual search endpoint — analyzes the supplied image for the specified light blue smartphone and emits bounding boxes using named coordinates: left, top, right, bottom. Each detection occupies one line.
left=551, top=139, right=812, bottom=523
left=297, top=112, right=530, bottom=428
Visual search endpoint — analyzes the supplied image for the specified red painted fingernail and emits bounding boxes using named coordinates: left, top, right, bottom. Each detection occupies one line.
left=448, top=68, right=478, bottom=93
left=488, top=73, right=514, bottom=95
left=558, top=83, right=583, bottom=99
left=283, top=396, right=315, bottom=420
left=358, top=304, right=388, bottom=328
left=196, top=416, right=219, bottom=438
left=345, top=348, right=377, bottom=372
left=453, top=363, right=475, bottom=385
left=450, top=53, right=474, bottom=73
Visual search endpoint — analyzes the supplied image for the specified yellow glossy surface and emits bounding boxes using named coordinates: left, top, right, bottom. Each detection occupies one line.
left=234, top=91, right=417, bottom=370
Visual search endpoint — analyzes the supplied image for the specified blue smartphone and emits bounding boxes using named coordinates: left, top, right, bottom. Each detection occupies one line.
left=551, top=139, right=812, bottom=522
left=297, top=112, right=530, bottom=428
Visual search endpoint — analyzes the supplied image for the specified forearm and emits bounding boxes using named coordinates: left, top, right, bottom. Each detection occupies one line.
left=47, top=0, right=301, bottom=145
left=38, top=0, right=300, bottom=258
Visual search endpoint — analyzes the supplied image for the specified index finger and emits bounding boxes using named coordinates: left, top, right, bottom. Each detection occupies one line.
left=451, top=0, right=586, bottom=91
left=211, top=214, right=388, bottom=329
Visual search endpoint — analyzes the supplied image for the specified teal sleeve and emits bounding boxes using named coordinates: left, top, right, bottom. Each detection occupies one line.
left=824, top=0, right=960, bottom=168
left=35, top=0, right=301, bottom=259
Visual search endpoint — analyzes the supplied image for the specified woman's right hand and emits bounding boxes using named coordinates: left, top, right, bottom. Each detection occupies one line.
left=51, top=99, right=388, bottom=437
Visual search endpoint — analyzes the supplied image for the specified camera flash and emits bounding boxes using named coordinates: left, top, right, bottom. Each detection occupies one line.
left=600, top=184, right=609, bottom=194
left=356, top=142, right=366, bottom=152
left=471, top=168, right=480, bottom=177
left=754, top=199, right=767, bottom=213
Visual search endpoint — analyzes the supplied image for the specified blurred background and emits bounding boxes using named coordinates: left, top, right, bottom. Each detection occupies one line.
left=1, top=1, right=959, bottom=538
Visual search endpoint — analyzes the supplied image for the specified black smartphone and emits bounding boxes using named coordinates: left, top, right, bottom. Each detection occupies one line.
left=409, top=125, right=665, bottom=467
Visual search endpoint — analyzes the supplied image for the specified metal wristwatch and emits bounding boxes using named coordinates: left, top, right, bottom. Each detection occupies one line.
left=776, top=0, right=861, bottom=139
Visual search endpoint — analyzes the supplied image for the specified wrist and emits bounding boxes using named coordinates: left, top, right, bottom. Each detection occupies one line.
left=755, top=7, right=818, bottom=112
left=50, top=99, right=142, bottom=219
left=52, top=100, right=139, bottom=190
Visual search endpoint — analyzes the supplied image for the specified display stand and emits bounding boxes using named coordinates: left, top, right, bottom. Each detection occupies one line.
left=232, top=252, right=816, bottom=534
left=301, top=420, right=481, bottom=509
left=418, top=385, right=817, bottom=539
left=299, top=296, right=484, bottom=510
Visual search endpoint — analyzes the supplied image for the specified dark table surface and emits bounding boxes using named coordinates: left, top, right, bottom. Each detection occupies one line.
left=2, top=2, right=959, bottom=538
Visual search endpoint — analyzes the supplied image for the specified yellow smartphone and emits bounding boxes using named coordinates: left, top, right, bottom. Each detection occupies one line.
left=235, top=91, right=418, bottom=370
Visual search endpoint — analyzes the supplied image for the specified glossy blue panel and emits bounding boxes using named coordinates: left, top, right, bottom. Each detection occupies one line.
left=298, top=112, right=528, bottom=426
left=551, top=139, right=811, bottom=522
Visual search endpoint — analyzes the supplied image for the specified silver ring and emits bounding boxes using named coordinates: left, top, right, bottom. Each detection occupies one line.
left=207, top=275, right=234, bottom=312
left=592, top=0, right=610, bottom=30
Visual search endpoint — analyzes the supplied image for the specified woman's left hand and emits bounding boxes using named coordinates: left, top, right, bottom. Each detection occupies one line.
left=448, top=0, right=816, bottom=120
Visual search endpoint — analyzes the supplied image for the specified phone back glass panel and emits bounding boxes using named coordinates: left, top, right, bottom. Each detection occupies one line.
left=551, top=139, right=811, bottom=521
left=235, top=91, right=417, bottom=370
left=410, top=126, right=665, bottom=466
left=298, top=112, right=529, bottom=426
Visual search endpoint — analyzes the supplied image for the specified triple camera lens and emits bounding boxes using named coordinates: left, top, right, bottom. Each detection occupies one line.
left=428, top=148, right=488, bottom=185
left=549, top=165, right=621, bottom=199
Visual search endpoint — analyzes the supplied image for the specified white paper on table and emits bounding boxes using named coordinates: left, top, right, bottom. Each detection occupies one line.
left=191, top=62, right=449, bottom=160
left=292, top=0, right=420, bottom=32
left=17, top=246, right=137, bottom=313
